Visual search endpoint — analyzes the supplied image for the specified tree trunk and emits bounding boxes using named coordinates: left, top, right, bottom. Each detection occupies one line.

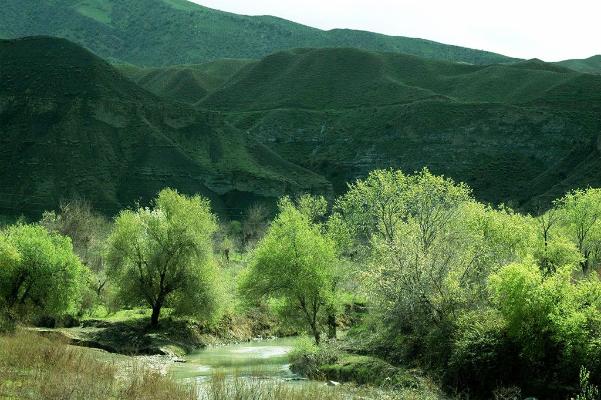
left=311, top=323, right=321, bottom=345
left=327, top=313, right=337, bottom=340
left=150, top=303, right=162, bottom=327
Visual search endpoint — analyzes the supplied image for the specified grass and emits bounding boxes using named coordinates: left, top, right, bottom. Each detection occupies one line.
left=0, top=330, right=438, bottom=400
left=0, top=330, right=196, bottom=400
left=288, top=339, right=444, bottom=398
left=201, top=372, right=415, bottom=400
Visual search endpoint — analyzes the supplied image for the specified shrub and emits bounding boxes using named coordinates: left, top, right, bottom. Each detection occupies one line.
left=0, top=224, right=87, bottom=321
left=448, top=309, right=519, bottom=394
left=289, top=336, right=339, bottom=378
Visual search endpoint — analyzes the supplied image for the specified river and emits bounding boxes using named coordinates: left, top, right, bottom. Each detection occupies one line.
left=169, top=337, right=303, bottom=383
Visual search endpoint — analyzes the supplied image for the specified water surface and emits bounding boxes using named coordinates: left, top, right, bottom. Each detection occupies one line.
left=170, top=337, right=301, bottom=382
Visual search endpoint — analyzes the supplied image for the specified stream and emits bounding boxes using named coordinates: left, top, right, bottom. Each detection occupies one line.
left=169, top=337, right=305, bottom=383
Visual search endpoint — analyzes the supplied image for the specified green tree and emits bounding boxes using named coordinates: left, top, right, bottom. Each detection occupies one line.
left=489, top=260, right=601, bottom=372
left=242, top=203, right=269, bottom=247
left=240, top=198, right=338, bottom=344
left=40, top=199, right=111, bottom=298
left=556, top=189, right=601, bottom=272
left=295, top=194, right=328, bottom=224
left=337, top=169, right=538, bottom=364
left=106, top=189, right=220, bottom=327
left=335, top=169, right=409, bottom=244
left=0, top=224, right=86, bottom=320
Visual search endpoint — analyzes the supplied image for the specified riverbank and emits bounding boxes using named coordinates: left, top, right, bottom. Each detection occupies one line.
left=31, top=307, right=289, bottom=359
left=289, top=340, right=444, bottom=398
left=0, top=330, right=196, bottom=400
left=0, top=330, right=422, bottom=400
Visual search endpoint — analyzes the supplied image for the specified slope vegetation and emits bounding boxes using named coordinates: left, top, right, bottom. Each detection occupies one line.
left=118, top=59, right=254, bottom=103
left=0, top=0, right=516, bottom=66
left=0, top=37, right=330, bottom=216
left=200, top=48, right=601, bottom=209
left=557, top=55, right=601, bottom=74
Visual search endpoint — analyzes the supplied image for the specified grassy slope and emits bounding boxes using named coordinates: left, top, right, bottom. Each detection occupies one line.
left=199, top=48, right=601, bottom=209
left=557, top=55, right=601, bottom=74
left=1, top=0, right=516, bottom=66
left=203, top=49, right=591, bottom=110
left=0, top=37, right=330, bottom=217
left=117, top=59, right=255, bottom=103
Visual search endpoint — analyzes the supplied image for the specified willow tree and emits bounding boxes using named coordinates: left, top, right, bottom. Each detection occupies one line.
left=240, top=198, right=338, bottom=344
left=556, top=188, right=601, bottom=273
left=336, top=169, right=536, bottom=347
left=106, top=189, right=220, bottom=327
left=0, top=224, right=86, bottom=320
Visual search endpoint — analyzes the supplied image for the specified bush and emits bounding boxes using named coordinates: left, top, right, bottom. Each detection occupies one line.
left=445, top=260, right=601, bottom=397
left=448, top=309, right=519, bottom=394
left=289, top=336, right=339, bottom=378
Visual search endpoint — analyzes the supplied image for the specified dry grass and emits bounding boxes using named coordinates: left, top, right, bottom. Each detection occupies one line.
left=201, top=371, right=437, bottom=400
left=204, top=371, right=342, bottom=400
left=0, top=330, right=196, bottom=400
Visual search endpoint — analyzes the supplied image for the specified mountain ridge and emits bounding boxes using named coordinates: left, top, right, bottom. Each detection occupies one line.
left=0, top=0, right=517, bottom=67
left=0, top=36, right=331, bottom=216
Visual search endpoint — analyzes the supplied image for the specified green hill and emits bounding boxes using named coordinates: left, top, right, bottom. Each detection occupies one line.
left=200, top=48, right=601, bottom=209
left=2, top=37, right=600, bottom=215
left=117, top=59, right=254, bottom=103
left=202, top=49, right=588, bottom=110
left=0, top=37, right=330, bottom=216
left=0, top=0, right=516, bottom=66
left=557, top=55, right=601, bottom=74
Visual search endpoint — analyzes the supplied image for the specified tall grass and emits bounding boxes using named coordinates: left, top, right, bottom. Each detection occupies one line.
left=0, top=330, right=196, bottom=400
left=200, top=370, right=435, bottom=400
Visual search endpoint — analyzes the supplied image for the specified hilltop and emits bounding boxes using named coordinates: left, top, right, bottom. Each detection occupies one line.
left=557, top=55, right=601, bottom=74
left=199, top=47, right=601, bottom=208
left=202, top=49, right=597, bottom=110
left=0, top=37, right=330, bottom=216
left=0, top=0, right=516, bottom=66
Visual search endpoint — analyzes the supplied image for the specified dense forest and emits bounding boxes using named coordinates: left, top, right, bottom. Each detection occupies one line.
left=3, top=169, right=601, bottom=399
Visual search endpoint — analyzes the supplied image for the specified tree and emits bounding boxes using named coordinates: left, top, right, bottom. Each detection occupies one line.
left=0, top=224, right=86, bottom=320
left=40, top=199, right=111, bottom=297
left=335, top=169, right=409, bottom=244
left=242, top=203, right=269, bottom=247
left=556, top=189, right=601, bottom=272
left=295, top=194, right=328, bottom=224
left=106, top=189, right=221, bottom=327
left=337, top=169, right=537, bottom=362
left=240, top=198, right=338, bottom=344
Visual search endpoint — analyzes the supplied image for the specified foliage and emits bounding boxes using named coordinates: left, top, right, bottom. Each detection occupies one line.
left=555, top=189, right=601, bottom=272
left=573, top=367, right=601, bottom=400
left=489, top=261, right=601, bottom=370
left=448, top=309, right=517, bottom=393
left=340, top=170, right=533, bottom=365
left=241, top=203, right=269, bottom=248
left=240, top=197, right=338, bottom=344
left=106, top=188, right=221, bottom=327
left=40, top=199, right=112, bottom=313
left=0, top=224, right=86, bottom=321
